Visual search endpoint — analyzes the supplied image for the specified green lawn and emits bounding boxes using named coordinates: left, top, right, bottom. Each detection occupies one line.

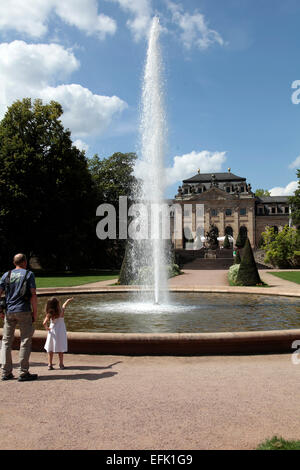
left=35, top=271, right=119, bottom=288
left=257, top=436, right=300, bottom=450
left=268, top=271, right=300, bottom=285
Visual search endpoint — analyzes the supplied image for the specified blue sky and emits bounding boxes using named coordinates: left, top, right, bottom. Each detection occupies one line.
left=0, top=0, right=300, bottom=198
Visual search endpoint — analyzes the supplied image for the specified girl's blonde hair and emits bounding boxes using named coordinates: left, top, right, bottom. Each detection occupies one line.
left=45, top=297, right=60, bottom=319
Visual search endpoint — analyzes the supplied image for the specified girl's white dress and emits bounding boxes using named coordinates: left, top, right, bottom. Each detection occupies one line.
left=44, top=315, right=68, bottom=353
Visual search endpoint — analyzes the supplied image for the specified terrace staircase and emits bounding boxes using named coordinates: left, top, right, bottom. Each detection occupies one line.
left=176, top=248, right=234, bottom=270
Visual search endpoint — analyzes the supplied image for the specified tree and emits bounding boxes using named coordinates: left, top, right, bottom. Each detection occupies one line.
left=235, top=232, right=244, bottom=248
left=88, top=152, right=138, bottom=205
left=236, top=238, right=262, bottom=286
left=206, top=225, right=219, bottom=249
left=88, top=152, right=139, bottom=268
left=223, top=234, right=230, bottom=249
left=234, top=250, right=241, bottom=264
left=289, top=169, right=300, bottom=225
left=235, top=227, right=247, bottom=248
left=118, top=239, right=135, bottom=285
left=255, top=189, right=271, bottom=197
left=261, top=225, right=300, bottom=267
left=0, top=98, right=95, bottom=270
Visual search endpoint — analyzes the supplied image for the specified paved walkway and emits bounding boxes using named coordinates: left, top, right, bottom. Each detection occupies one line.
left=68, top=268, right=299, bottom=294
left=168, top=269, right=228, bottom=287
left=259, top=270, right=299, bottom=289
left=2, top=269, right=299, bottom=450
left=1, top=351, right=300, bottom=450
left=168, top=268, right=299, bottom=293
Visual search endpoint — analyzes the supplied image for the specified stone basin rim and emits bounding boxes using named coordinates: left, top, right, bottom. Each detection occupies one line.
left=2, top=287, right=299, bottom=354
left=1, top=328, right=300, bottom=356
left=36, top=286, right=300, bottom=298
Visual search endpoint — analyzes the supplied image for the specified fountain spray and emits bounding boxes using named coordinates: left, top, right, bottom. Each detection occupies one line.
left=138, top=16, right=169, bottom=304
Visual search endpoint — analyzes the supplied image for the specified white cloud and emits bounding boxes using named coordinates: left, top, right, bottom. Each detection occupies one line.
left=0, top=0, right=50, bottom=38
left=166, top=1, right=224, bottom=50
left=0, top=40, right=79, bottom=88
left=108, top=0, right=152, bottom=41
left=0, top=0, right=116, bottom=39
left=40, top=84, right=127, bottom=137
left=0, top=41, right=127, bottom=138
left=269, top=181, right=298, bottom=196
left=134, top=150, right=227, bottom=187
left=0, top=41, right=79, bottom=116
left=54, top=0, right=117, bottom=39
left=73, top=139, right=90, bottom=152
left=289, top=155, right=300, bottom=169
left=166, top=150, right=227, bottom=186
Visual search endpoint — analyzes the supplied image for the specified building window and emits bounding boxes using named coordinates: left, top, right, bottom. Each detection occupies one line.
left=285, top=206, right=289, bottom=214
left=258, top=207, right=263, bottom=215
left=225, top=209, right=232, bottom=216
left=240, top=186, right=245, bottom=193
left=271, top=207, right=276, bottom=214
left=211, top=209, right=218, bottom=217
left=240, top=208, right=246, bottom=216
left=226, top=187, right=230, bottom=193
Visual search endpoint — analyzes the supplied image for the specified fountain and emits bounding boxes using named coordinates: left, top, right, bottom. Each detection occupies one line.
left=29, top=17, right=300, bottom=355
left=129, top=16, right=170, bottom=305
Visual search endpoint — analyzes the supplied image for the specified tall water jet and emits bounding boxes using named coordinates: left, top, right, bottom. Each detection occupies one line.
left=129, top=16, right=170, bottom=304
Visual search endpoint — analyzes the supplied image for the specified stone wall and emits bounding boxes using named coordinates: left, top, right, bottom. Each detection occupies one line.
left=255, top=215, right=290, bottom=246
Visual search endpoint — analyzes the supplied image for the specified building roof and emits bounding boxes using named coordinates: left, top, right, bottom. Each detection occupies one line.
left=256, top=196, right=289, bottom=203
left=182, top=172, right=246, bottom=184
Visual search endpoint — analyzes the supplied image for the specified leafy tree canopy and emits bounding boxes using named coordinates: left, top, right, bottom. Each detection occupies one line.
left=0, top=98, right=95, bottom=269
left=88, top=152, right=138, bottom=205
left=255, top=188, right=271, bottom=197
left=261, top=225, right=300, bottom=268
left=289, top=169, right=300, bottom=225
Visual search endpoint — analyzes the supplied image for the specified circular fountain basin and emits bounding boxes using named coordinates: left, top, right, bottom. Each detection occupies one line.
left=35, top=292, right=300, bottom=333
left=3, top=291, right=298, bottom=355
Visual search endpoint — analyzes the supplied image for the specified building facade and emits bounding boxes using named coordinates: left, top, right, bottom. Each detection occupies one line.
left=172, top=169, right=291, bottom=249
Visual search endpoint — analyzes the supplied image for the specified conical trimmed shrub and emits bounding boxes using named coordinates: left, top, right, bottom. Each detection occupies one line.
left=118, top=240, right=134, bottom=285
left=235, top=232, right=244, bottom=248
left=234, top=250, right=241, bottom=264
left=236, top=238, right=262, bottom=286
left=223, top=234, right=230, bottom=249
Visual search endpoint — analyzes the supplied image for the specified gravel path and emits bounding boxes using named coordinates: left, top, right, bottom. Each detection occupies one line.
left=2, top=269, right=298, bottom=450
left=1, top=351, right=300, bottom=450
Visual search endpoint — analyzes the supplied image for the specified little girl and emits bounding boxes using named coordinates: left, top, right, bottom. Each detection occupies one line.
left=43, top=297, right=73, bottom=370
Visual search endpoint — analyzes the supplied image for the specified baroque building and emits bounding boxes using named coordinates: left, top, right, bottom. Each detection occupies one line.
left=172, top=168, right=291, bottom=249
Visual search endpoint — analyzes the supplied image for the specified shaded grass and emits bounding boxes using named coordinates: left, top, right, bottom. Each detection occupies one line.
left=257, top=436, right=300, bottom=450
left=268, top=271, right=300, bottom=285
left=35, top=271, right=119, bottom=288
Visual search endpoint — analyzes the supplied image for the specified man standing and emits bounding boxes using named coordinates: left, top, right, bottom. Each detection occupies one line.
left=0, top=253, right=38, bottom=381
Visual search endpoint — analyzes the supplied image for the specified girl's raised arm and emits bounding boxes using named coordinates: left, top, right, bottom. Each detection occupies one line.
left=62, top=297, right=74, bottom=312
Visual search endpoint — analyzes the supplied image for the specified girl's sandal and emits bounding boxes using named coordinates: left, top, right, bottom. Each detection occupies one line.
left=48, top=365, right=54, bottom=370
left=59, top=365, right=65, bottom=370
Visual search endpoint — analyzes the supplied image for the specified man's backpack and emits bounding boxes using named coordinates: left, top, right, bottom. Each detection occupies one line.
left=0, top=270, right=32, bottom=312
left=18, top=270, right=32, bottom=302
